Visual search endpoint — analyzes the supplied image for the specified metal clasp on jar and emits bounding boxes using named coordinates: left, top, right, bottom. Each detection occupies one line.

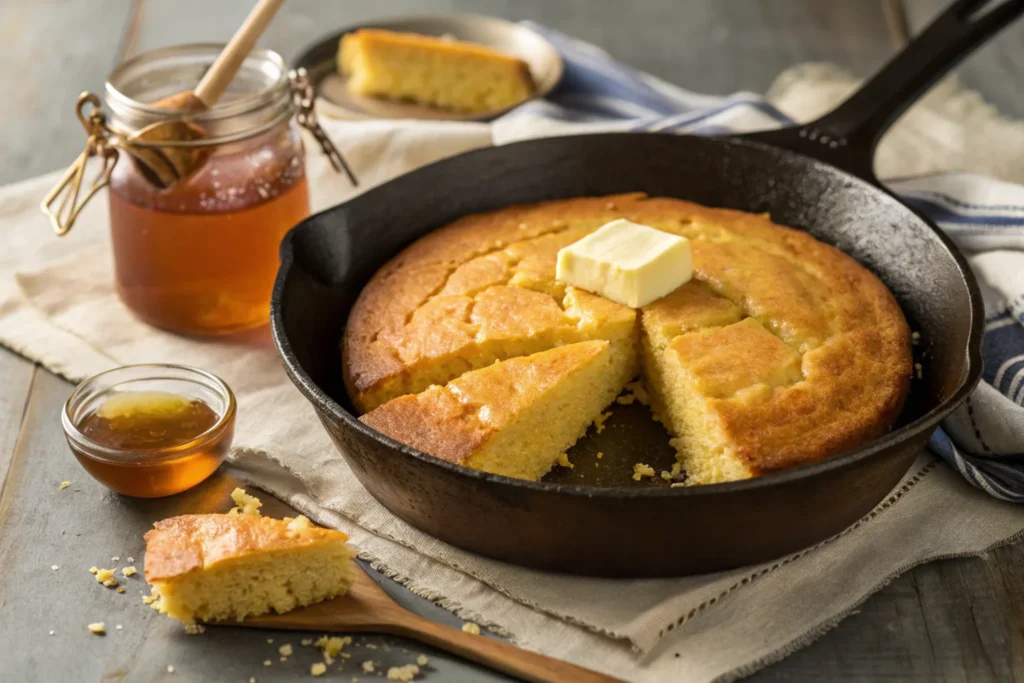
left=41, top=70, right=358, bottom=237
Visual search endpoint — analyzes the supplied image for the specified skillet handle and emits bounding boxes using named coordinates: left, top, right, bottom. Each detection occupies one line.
left=742, top=0, right=1024, bottom=182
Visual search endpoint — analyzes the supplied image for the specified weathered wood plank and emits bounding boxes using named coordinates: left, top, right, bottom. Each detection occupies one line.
left=0, top=349, right=35, bottom=494
left=125, top=0, right=896, bottom=96
left=903, top=0, right=1024, bottom=118
left=0, top=367, right=509, bottom=682
left=0, top=0, right=135, bottom=186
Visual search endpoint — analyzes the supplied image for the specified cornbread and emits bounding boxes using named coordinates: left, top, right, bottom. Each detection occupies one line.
left=361, top=341, right=634, bottom=481
left=339, top=29, right=534, bottom=113
left=144, top=508, right=354, bottom=624
left=346, top=193, right=911, bottom=484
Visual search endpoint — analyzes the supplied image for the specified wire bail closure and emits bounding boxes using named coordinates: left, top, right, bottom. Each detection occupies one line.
left=42, top=71, right=356, bottom=237
left=41, top=93, right=119, bottom=236
left=290, top=67, right=358, bottom=186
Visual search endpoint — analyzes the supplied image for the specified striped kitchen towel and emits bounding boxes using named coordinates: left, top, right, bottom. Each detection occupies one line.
left=500, top=23, right=1024, bottom=501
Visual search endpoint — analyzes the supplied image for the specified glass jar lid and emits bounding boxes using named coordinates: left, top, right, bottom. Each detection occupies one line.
left=105, top=44, right=293, bottom=146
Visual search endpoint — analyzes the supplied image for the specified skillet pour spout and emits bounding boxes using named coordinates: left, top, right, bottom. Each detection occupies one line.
left=270, top=0, right=1017, bottom=576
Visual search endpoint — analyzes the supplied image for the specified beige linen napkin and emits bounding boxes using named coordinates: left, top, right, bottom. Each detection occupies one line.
left=3, top=67, right=1023, bottom=682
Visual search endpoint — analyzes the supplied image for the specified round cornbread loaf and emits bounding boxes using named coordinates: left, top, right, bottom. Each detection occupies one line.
left=343, top=193, right=912, bottom=484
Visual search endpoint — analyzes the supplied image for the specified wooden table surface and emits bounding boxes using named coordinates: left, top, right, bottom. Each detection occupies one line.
left=1, top=1, right=1022, bottom=681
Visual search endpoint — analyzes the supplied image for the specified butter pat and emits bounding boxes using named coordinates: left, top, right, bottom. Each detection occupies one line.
left=556, top=219, right=692, bottom=307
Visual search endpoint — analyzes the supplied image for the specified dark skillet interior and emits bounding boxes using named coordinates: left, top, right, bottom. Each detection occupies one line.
left=272, top=132, right=980, bottom=575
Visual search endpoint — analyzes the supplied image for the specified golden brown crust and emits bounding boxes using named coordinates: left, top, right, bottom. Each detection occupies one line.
left=143, top=514, right=349, bottom=583
left=359, top=340, right=609, bottom=465
left=345, top=193, right=912, bottom=476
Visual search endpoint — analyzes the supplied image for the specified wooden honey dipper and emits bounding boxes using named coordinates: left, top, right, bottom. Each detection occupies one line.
left=132, top=0, right=286, bottom=188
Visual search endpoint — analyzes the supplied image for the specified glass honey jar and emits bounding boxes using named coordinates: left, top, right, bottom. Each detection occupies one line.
left=44, top=45, right=356, bottom=335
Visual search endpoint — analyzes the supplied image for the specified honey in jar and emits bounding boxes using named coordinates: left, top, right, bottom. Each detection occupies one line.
left=103, top=46, right=312, bottom=335
left=63, top=365, right=236, bottom=498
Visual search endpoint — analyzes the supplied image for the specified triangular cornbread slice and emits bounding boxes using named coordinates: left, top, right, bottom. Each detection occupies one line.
left=144, top=509, right=354, bottom=624
left=360, top=340, right=635, bottom=480
left=339, top=29, right=535, bottom=113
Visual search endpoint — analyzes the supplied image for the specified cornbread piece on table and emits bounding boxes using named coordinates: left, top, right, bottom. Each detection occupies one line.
left=361, top=340, right=634, bottom=481
left=345, top=193, right=911, bottom=484
left=339, top=29, right=535, bottom=113
left=144, top=497, right=354, bottom=624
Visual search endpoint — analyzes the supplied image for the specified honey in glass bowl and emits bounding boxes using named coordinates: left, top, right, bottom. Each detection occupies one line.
left=63, top=365, right=236, bottom=498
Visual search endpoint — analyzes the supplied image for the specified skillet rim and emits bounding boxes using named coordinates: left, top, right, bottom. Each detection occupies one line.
left=270, top=131, right=985, bottom=500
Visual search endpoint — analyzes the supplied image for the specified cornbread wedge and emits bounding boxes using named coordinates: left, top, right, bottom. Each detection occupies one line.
left=339, top=29, right=534, bottom=113
left=360, top=340, right=635, bottom=481
left=346, top=193, right=912, bottom=484
left=144, top=505, right=354, bottom=624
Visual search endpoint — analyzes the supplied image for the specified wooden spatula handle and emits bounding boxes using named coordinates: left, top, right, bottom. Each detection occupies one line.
left=388, top=613, right=625, bottom=683
left=194, top=0, right=286, bottom=105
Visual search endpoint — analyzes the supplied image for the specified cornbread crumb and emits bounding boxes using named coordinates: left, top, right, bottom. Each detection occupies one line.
left=95, top=568, right=116, bottom=584
left=461, top=623, right=481, bottom=635
left=230, top=488, right=263, bottom=516
left=167, top=665, right=175, bottom=673
left=670, top=482, right=686, bottom=488
left=594, top=411, right=612, bottom=434
left=115, top=586, right=126, bottom=594
left=341, top=653, right=352, bottom=660
left=911, top=331, right=921, bottom=344
left=670, top=462, right=683, bottom=478
left=416, top=655, right=429, bottom=666
left=122, top=567, right=138, bottom=577
left=625, top=380, right=650, bottom=405
left=311, top=662, right=327, bottom=677
left=267, top=638, right=274, bottom=644
left=127, top=557, right=135, bottom=564
left=264, top=660, right=272, bottom=667
left=365, top=643, right=378, bottom=650
left=87, top=622, right=105, bottom=635
left=59, top=481, right=72, bottom=490
left=111, top=556, right=120, bottom=562
left=555, top=452, right=573, bottom=469
left=142, top=594, right=158, bottom=605
left=596, top=452, right=604, bottom=459
left=317, top=635, right=352, bottom=658
left=250, top=679, right=256, bottom=683
left=632, top=463, right=655, bottom=481
left=301, top=638, right=313, bottom=647
left=616, top=393, right=636, bottom=405
left=386, top=664, right=420, bottom=681
left=915, top=363, right=923, bottom=379
left=184, top=624, right=205, bottom=635
left=51, top=565, right=59, bottom=571
left=361, top=661, right=375, bottom=673
left=286, top=515, right=313, bottom=538
left=103, top=579, right=119, bottom=588
left=279, top=644, right=294, bottom=657
left=660, top=470, right=673, bottom=482
left=89, top=567, right=99, bottom=574
left=115, top=624, right=123, bottom=631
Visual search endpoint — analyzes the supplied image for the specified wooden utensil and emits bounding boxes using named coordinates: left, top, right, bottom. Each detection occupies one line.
left=131, top=0, right=286, bottom=188
left=242, top=565, right=625, bottom=683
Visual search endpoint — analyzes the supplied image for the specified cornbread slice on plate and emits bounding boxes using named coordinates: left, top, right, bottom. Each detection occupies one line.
left=360, top=340, right=635, bottom=481
left=339, top=29, right=534, bottom=113
left=144, top=503, right=354, bottom=624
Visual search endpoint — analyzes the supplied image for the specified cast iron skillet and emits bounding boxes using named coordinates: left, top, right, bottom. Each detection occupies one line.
left=271, top=0, right=1022, bottom=577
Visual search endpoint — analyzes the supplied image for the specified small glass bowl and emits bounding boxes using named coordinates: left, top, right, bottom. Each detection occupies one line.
left=62, top=364, right=236, bottom=498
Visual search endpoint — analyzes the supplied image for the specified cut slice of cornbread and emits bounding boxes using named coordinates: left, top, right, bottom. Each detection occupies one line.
left=360, top=340, right=635, bottom=481
left=144, top=509, right=354, bottom=624
left=339, top=29, right=534, bottom=113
